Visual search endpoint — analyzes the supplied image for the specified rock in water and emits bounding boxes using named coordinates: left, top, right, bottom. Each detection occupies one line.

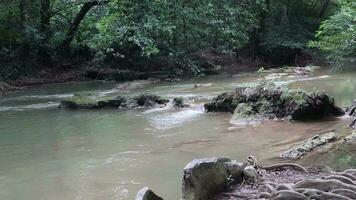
left=347, top=100, right=356, bottom=128
left=281, top=131, right=337, bottom=160
left=204, top=82, right=344, bottom=121
left=344, top=130, right=356, bottom=143
left=182, top=158, right=242, bottom=200
left=136, top=187, right=163, bottom=200
left=59, top=94, right=170, bottom=110
left=135, top=94, right=169, bottom=107
left=346, top=100, right=356, bottom=116
left=291, top=92, right=345, bottom=120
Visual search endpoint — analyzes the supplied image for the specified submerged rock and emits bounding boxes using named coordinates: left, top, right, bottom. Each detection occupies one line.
left=182, top=158, right=243, bottom=200
left=344, top=130, right=356, bottom=143
left=347, top=100, right=356, bottom=128
left=205, top=82, right=344, bottom=122
left=173, top=97, right=189, bottom=108
left=135, top=94, right=169, bottom=107
left=136, top=187, right=163, bottom=200
left=281, top=131, right=338, bottom=160
left=59, top=94, right=169, bottom=110
left=0, top=82, right=20, bottom=95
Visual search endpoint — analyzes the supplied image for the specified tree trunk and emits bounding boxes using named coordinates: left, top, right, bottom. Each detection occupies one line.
left=38, top=0, right=51, bottom=64
left=40, top=0, right=51, bottom=42
left=19, top=0, right=27, bottom=30
left=319, top=0, right=331, bottom=18
left=60, top=1, right=100, bottom=51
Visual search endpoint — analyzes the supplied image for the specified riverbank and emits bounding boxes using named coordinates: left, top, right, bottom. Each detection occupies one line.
left=1, top=51, right=322, bottom=96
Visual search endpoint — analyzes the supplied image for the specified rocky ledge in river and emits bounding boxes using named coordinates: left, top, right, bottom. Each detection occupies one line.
left=59, top=94, right=186, bottom=110
left=136, top=157, right=356, bottom=200
left=204, top=82, right=345, bottom=122
left=281, top=130, right=338, bottom=160
left=346, top=100, right=356, bottom=129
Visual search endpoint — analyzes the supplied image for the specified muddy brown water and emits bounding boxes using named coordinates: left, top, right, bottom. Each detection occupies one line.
left=0, top=67, right=355, bottom=200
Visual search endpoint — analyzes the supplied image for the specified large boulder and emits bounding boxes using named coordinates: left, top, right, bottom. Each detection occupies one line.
left=136, top=187, right=163, bottom=200
left=205, top=82, right=344, bottom=121
left=291, top=92, right=345, bottom=120
left=182, top=158, right=243, bottom=200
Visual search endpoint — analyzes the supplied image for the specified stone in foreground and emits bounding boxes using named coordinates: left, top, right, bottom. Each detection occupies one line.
left=136, top=187, right=163, bottom=200
left=182, top=158, right=243, bottom=200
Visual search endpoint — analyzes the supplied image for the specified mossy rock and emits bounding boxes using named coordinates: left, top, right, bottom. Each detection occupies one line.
left=205, top=81, right=345, bottom=121
left=134, top=94, right=169, bottom=107
left=60, top=93, right=170, bottom=110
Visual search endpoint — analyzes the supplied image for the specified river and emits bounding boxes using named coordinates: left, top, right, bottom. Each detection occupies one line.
left=0, top=67, right=355, bottom=200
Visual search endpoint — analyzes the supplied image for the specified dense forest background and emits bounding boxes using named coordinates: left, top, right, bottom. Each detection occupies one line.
left=0, top=0, right=355, bottom=82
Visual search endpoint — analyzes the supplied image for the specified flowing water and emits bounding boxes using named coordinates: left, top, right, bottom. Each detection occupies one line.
left=0, top=68, right=356, bottom=200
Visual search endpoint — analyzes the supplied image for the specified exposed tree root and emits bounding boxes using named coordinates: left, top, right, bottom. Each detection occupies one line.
left=215, top=156, right=356, bottom=200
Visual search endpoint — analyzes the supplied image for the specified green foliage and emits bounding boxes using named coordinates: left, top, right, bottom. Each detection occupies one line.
left=309, top=1, right=356, bottom=63
left=258, top=0, right=332, bottom=64
left=0, top=0, right=352, bottom=80
left=280, top=87, right=306, bottom=107
left=92, top=0, right=265, bottom=73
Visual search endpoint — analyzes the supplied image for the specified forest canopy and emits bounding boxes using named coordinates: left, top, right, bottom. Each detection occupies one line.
left=0, top=0, right=354, bottom=80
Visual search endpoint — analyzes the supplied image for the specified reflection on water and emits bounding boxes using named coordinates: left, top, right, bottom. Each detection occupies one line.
left=0, top=68, right=356, bottom=199
left=290, top=72, right=356, bottom=106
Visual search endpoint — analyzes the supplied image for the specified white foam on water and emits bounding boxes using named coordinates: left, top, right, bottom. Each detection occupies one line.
left=143, top=103, right=174, bottom=114
left=104, top=151, right=150, bottom=164
left=276, top=75, right=331, bottom=86
left=0, top=102, right=58, bottom=112
left=149, top=106, right=204, bottom=130
left=6, top=93, right=74, bottom=101
left=229, top=116, right=263, bottom=128
left=25, top=93, right=74, bottom=99
left=98, top=89, right=120, bottom=96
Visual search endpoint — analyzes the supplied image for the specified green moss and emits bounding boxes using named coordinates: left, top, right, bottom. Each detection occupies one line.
left=280, top=88, right=306, bottom=106
left=258, top=99, right=273, bottom=114
left=233, top=103, right=255, bottom=118
left=173, top=97, right=184, bottom=107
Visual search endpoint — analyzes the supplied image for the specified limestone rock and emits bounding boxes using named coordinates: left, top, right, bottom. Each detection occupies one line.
left=281, top=132, right=337, bottom=160
left=344, top=131, right=356, bottom=143
left=59, top=94, right=169, bottom=110
left=182, top=158, right=237, bottom=200
left=243, top=166, right=258, bottom=182
left=135, top=187, right=163, bottom=200
left=204, top=82, right=344, bottom=122
left=224, top=160, right=244, bottom=183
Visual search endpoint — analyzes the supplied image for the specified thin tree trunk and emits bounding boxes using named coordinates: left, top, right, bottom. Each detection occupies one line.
left=319, top=0, right=331, bottom=18
left=40, top=0, right=51, bottom=42
left=19, top=0, right=27, bottom=30
left=61, top=1, right=100, bottom=51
